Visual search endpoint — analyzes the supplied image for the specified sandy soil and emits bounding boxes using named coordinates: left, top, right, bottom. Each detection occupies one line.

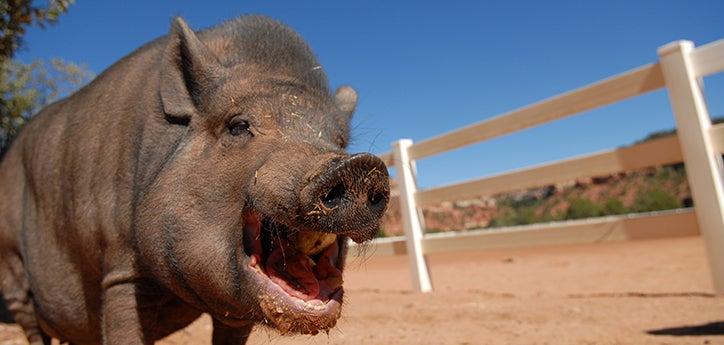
left=1, top=236, right=722, bottom=344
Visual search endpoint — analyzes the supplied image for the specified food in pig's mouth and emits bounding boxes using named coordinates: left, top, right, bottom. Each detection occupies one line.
left=242, top=212, right=345, bottom=305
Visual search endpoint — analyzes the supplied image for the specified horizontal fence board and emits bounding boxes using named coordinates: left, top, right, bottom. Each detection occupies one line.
left=375, top=39, right=723, bottom=168
left=710, top=123, right=724, bottom=153
left=348, top=236, right=407, bottom=257
left=379, top=152, right=395, bottom=168
left=406, top=63, right=665, bottom=160
left=415, top=135, right=682, bottom=207
left=348, top=209, right=699, bottom=257
left=423, top=209, right=698, bottom=254
left=692, top=39, right=724, bottom=77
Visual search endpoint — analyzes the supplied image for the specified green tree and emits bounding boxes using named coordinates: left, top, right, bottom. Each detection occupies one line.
left=0, top=0, right=74, bottom=61
left=1, top=0, right=92, bottom=153
left=1, top=58, right=92, bottom=136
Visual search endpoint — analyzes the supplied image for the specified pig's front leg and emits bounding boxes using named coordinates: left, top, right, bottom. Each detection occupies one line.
left=212, top=319, right=253, bottom=345
left=102, top=274, right=149, bottom=345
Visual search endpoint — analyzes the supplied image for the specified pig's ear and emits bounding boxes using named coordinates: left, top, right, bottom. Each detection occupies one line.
left=160, top=17, right=221, bottom=122
left=334, top=86, right=358, bottom=120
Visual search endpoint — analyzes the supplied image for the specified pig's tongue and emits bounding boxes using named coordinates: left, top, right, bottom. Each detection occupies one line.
left=264, top=238, right=343, bottom=302
left=265, top=245, right=320, bottom=301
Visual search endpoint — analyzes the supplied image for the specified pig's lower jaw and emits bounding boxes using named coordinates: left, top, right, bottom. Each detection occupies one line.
left=256, top=274, right=343, bottom=334
left=241, top=212, right=345, bottom=334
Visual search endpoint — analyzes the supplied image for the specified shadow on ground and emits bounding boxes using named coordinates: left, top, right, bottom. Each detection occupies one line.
left=647, top=322, right=724, bottom=336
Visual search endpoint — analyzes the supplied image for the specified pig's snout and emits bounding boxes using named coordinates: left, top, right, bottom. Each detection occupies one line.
left=302, top=153, right=390, bottom=242
left=319, top=154, right=388, bottom=212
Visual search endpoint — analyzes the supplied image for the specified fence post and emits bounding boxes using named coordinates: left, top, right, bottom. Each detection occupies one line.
left=392, top=139, right=433, bottom=292
left=658, top=40, right=724, bottom=293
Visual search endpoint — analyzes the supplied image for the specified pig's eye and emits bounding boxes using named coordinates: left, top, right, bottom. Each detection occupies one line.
left=227, top=117, right=252, bottom=136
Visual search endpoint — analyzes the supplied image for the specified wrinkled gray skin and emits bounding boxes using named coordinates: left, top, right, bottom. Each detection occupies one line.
left=0, top=15, right=389, bottom=344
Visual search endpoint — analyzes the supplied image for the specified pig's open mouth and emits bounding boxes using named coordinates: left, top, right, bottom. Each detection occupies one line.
left=241, top=212, right=345, bottom=333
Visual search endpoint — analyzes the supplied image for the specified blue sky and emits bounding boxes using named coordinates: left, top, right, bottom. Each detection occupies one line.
left=17, top=0, right=724, bottom=188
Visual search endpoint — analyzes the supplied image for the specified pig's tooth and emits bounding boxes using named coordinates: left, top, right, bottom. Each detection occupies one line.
left=294, top=231, right=337, bottom=256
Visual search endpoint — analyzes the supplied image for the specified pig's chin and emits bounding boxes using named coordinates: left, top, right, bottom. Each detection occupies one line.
left=240, top=211, right=345, bottom=334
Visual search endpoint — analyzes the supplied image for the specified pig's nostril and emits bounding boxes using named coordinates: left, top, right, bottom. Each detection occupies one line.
left=368, top=192, right=385, bottom=208
left=322, top=183, right=346, bottom=209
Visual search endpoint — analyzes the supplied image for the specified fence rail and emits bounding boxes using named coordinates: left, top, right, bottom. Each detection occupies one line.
left=692, top=39, right=724, bottom=76
left=349, top=208, right=699, bottom=257
left=365, top=39, right=724, bottom=293
left=409, top=64, right=665, bottom=160
left=710, top=123, right=724, bottom=153
left=416, top=135, right=682, bottom=207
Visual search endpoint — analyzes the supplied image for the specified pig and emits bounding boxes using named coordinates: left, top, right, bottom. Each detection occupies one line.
left=0, top=15, right=389, bottom=344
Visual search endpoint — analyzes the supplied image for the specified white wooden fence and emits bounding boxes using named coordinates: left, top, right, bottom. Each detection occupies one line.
left=360, top=39, right=724, bottom=293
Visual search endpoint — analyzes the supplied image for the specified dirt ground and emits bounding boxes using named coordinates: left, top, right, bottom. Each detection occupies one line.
left=1, top=236, right=722, bottom=344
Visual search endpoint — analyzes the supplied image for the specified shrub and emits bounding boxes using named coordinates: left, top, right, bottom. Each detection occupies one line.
left=602, top=198, right=628, bottom=215
left=566, top=198, right=603, bottom=220
left=632, top=188, right=680, bottom=212
left=376, top=227, right=388, bottom=238
left=488, top=206, right=539, bottom=228
left=655, top=166, right=687, bottom=184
